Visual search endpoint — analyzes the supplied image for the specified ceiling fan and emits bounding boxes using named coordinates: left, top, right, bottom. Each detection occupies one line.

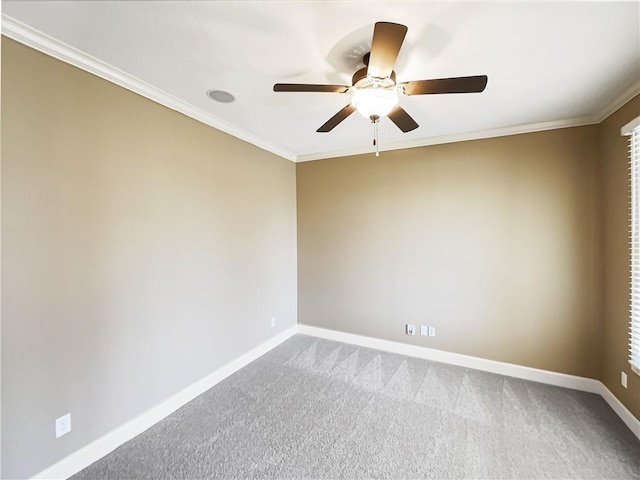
left=273, top=21, right=488, bottom=139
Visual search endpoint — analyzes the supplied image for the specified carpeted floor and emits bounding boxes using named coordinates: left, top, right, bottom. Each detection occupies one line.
left=73, top=335, right=640, bottom=479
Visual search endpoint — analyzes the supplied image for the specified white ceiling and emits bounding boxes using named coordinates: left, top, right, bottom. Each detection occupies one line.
left=3, top=1, right=640, bottom=161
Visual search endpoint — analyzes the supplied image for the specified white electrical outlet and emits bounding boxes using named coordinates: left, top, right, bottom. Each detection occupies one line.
left=270, top=317, right=276, bottom=328
left=428, top=326, right=436, bottom=337
left=55, top=413, right=71, bottom=438
left=420, top=325, right=429, bottom=336
left=406, top=324, right=415, bottom=335
left=621, top=371, right=628, bottom=389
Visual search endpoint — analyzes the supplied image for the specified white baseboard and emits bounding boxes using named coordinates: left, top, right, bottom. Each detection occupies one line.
left=598, top=383, right=640, bottom=440
left=31, top=325, right=298, bottom=480
left=298, top=324, right=640, bottom=441
left=298, top=325, right=602, bottom=393
left=30, top=324, right=640, bottom=479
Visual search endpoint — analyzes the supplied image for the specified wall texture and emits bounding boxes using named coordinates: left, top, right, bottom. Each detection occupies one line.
left=1, top=39, right=297, bottom=479
left=600, top=94, right=640, bottom=420
left=297, top=126, right=602, bottom=379
left=3, top=33, right=639, bottom=480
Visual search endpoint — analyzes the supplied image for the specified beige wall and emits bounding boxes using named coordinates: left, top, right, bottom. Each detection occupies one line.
left=1, top=38, right=297, bottom=479
left=600, top=94, right=640, bottom=420
left=297, top=126, right=602, bottom=379
left=2, top=32, right=639, bottom=479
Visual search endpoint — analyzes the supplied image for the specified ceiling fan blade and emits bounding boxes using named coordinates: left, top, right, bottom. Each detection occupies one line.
left=274, top=83, right=349, bottom=93
left=317, top=104, right=357, bottom=132
left=367, top=22, right=408, bottom=80
left=387, top=106, right=419, bottom=132
left=402, top=75, right=488, bottom=95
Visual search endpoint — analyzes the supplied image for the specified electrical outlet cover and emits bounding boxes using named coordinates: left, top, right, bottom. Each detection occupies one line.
left=55, top=413, right=71, bottom=438
left=621, top=371, right=628, bottom=388
left=428, top=326, right=436, bottom=337
left=406, top=323, right=415, bottom=335
left=420, top=325, right=429, bottom=336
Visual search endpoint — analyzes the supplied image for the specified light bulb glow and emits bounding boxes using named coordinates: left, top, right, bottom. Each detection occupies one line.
left=351, top=87, right=399, bottom=119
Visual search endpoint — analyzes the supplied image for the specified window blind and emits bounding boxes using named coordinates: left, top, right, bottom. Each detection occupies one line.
left=626, top=117, right=640, bottom=375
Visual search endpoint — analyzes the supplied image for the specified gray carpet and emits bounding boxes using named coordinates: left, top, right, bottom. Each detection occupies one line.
left=73, top=335, right=640, bottom=479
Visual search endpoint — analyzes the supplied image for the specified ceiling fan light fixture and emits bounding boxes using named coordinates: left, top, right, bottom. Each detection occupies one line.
left=351, top=87, right=399, bottom=119
left=273, top=21, right=487, bottom=136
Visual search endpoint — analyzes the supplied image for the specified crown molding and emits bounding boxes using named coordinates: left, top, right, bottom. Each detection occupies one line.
left=4, top=13, right=638, bottom=164
left=296, top=116, right=598, bottom=162
left=299, top=78, right=640, bottom=161
left=595, top=79, right=640, bottom=123
left=1, top=14, right=298, bottom=162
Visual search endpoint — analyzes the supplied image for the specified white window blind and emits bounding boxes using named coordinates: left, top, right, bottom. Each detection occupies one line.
left=625, top=115, right=640, bottom=375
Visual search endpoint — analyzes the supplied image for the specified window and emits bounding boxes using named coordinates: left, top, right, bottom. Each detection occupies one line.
left=624, top=115, right=640, bottom=375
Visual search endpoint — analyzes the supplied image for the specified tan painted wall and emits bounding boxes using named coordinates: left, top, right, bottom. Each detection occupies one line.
left=1, top=38, right=297, bottom=479
left=600, top=94, right=640, bottom=420
left=2, top=32, right=638, bottom=479
left=297, top=126, right=602, bottom=379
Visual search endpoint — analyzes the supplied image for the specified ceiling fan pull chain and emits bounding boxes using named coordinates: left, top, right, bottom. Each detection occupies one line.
left=372, top=116, right=380, bottom=157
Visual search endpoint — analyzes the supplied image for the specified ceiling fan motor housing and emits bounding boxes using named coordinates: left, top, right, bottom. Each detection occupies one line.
left=352, top=67, right=397, bottom=89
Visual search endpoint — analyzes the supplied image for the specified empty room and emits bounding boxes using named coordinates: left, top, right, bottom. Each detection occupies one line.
left=2, top=1, right=640, bottom=479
